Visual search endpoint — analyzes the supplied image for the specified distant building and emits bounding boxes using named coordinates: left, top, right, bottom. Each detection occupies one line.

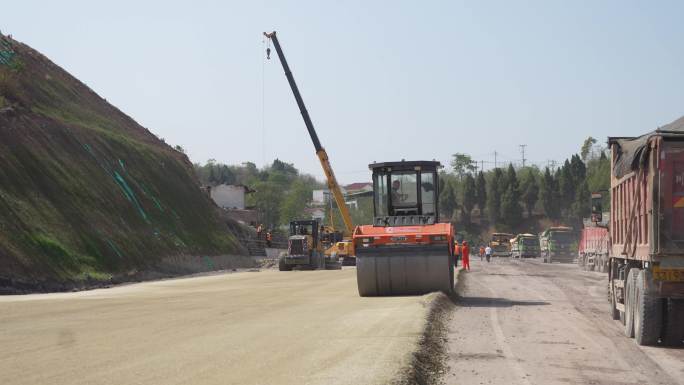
left=344, top=182, right=373, bottom=194
left=209, top=184, right=254, bottom=210
left=206, top=184, right=258, bottom=226
left=312, top=187, right=348, bottom=205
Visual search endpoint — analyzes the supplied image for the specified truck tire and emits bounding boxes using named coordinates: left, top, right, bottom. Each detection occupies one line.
left=278, top=258, right=291, bottom=271
left=624, top=268, right=638, bottom=338
left=662, top=298, right=684, bottom=346
left=634, top=269, right=662, bottom=346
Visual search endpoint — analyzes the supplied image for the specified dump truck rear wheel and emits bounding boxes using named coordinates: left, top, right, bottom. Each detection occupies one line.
left=624, top=268, right=638, bottom=338
left=634, top=269, right=662, bottom=346
left=662, top=298, right=684, bottom=346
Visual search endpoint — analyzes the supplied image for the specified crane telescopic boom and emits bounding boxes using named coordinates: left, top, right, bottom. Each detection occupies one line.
left=263, top=31, right=354, bottom=235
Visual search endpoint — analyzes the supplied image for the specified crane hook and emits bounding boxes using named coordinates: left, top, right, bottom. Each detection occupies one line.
left=266, top=47, right=271, bottom=60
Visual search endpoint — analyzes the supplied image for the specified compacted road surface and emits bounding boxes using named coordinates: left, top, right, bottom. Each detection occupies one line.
left=445, top=257, right=684, bottom=385
left=0, top=268, right=435, bottom=385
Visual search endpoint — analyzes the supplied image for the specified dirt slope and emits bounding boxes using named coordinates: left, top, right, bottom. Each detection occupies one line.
left=0, top=34, right=244, bottom=290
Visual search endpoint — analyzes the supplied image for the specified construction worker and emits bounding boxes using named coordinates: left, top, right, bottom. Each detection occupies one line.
left=266, top=230, right=272, bottom=247
left=256, top=223, right=263, bottom=240
left=485, top=244, right=492, bottom=263
left=479, top=245, right=485, bottom=261
left=462, top=241, right=470, bottom=271
left=454, top=241, right=461, bottom=267
left=391, top=180, right=402, bottom=203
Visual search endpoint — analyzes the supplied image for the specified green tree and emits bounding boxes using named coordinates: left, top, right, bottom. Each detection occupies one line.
left=450, top=153, right=477, bottom=180
left=571, top=180, right=591, bottom=225
left=219, top=165, right=235, bottom=185
left=251, top=181, right=282, bottom=228
left=540, top=167, right=560, bottom=220
left=461, top=174, right=476, bottom=224
left=279, top=179, right=313, bottom=225
left=500, top=164, right=523, bottom=227
left=586, top=151, right=611, bottom=210
left=581, top=137, right=597, bottom=161
left=520, top=170, right=539, bottom=218
left=487, top=168, right=504, bottom=224
left=439, top=181, right=457, bottom=221
left=271, top=158, right=298, bottom=177
left=558, top=160, right=575, bottom=216
left=476, top=170, right=487, bottom=215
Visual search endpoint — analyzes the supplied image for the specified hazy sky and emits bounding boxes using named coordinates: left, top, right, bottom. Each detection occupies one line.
left=4, top=1, right=684, bottom=183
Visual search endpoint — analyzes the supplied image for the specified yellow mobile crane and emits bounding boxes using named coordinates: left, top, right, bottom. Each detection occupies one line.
left=264, top=31, right=355, bottom=266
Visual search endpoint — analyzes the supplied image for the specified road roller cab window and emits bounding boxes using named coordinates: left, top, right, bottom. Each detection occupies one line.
left=374, top=172, right=389, bottom=217
left=390, top=172, right=418, bottom=215
left=369, top=161, right=441, bottom=226
left=421, top=172, right=436, bottom=215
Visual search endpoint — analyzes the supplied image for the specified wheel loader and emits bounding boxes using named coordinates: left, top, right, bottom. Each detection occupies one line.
left=353, top=161, right=455, bottom=296
left=279, top=220, right=342, bottom=271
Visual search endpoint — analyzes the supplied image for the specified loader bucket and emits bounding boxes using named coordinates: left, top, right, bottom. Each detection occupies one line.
left=356, top=244, right=454, bottom=296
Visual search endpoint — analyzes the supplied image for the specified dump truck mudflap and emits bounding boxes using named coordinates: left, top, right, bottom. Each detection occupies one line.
left=356, top=244, right=454, bottom=296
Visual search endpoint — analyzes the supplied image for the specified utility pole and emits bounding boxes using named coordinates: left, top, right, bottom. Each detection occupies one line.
left=519, top=144, right=527, bottom=168
left=546, top=160, right=557, bottom=171
left=494, top=151, right=498, bottom=169
left=480, top=160, right=484, bottom=173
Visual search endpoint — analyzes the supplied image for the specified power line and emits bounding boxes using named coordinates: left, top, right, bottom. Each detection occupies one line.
left=519, top=144, right=527, bottom=168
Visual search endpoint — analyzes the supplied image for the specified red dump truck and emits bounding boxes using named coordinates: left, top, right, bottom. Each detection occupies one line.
left=578, top=224, right=610, bottom=272
left=605, top=117, right=684, bottom=346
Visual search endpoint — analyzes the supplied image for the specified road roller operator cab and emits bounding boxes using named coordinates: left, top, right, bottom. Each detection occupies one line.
left=353, top=161, right=455, bottom=296
left=369, top=161, right=440, bottom=226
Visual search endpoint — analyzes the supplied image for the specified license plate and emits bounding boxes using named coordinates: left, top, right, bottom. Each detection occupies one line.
left=653, top=266, right=684, bottom=282
left=391, top=236, right=407, bottom=241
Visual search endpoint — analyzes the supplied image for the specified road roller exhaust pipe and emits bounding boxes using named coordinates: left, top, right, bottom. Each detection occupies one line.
left=354, top=161, right=455, bottom=297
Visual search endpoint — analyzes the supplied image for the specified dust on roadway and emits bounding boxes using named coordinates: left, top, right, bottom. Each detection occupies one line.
left=0, top=267, right=438, bottom=385
left=445, top=257, right=684, bottom=385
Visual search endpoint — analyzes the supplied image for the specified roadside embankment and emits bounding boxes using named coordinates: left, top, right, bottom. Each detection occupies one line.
left=0, top=254, right=257, bottom=294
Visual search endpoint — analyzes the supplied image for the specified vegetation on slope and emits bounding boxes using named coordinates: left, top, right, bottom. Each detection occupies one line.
left=0, top=34, right=241, bottom=285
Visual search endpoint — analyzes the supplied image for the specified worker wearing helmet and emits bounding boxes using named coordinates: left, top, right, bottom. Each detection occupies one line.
left=462, top=241, right=470, bottom=271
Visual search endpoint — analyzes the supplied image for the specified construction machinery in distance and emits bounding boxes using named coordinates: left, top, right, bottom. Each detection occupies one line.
left=539, top=226, right=576, bottom=263
left=353, top=161, right=455, bottom=296
left=510, top=233, right=540, bottom=259
left=279, top=220, right=342, bottom=271
left=490, top=232, right=513, bottom=257
left=264, top=31, right=355, bottom=267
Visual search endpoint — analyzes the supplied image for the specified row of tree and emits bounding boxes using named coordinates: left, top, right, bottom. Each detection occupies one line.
left=194, top=137, right=610, bottom=236
left=194, top=159, right=323, bottom=228
left=438, top=137, right=610, bottom=234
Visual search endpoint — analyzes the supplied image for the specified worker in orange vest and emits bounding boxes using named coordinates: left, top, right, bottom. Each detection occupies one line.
left=462, top=241, right=471, bottom=271
left=479, top=245, right=485, bottom=261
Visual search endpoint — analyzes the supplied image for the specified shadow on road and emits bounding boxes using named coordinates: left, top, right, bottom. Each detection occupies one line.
left=457, top=296, right=550, bottom=308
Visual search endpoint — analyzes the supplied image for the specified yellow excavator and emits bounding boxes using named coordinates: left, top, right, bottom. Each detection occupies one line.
left=264, top=31, right=355, bottom=266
